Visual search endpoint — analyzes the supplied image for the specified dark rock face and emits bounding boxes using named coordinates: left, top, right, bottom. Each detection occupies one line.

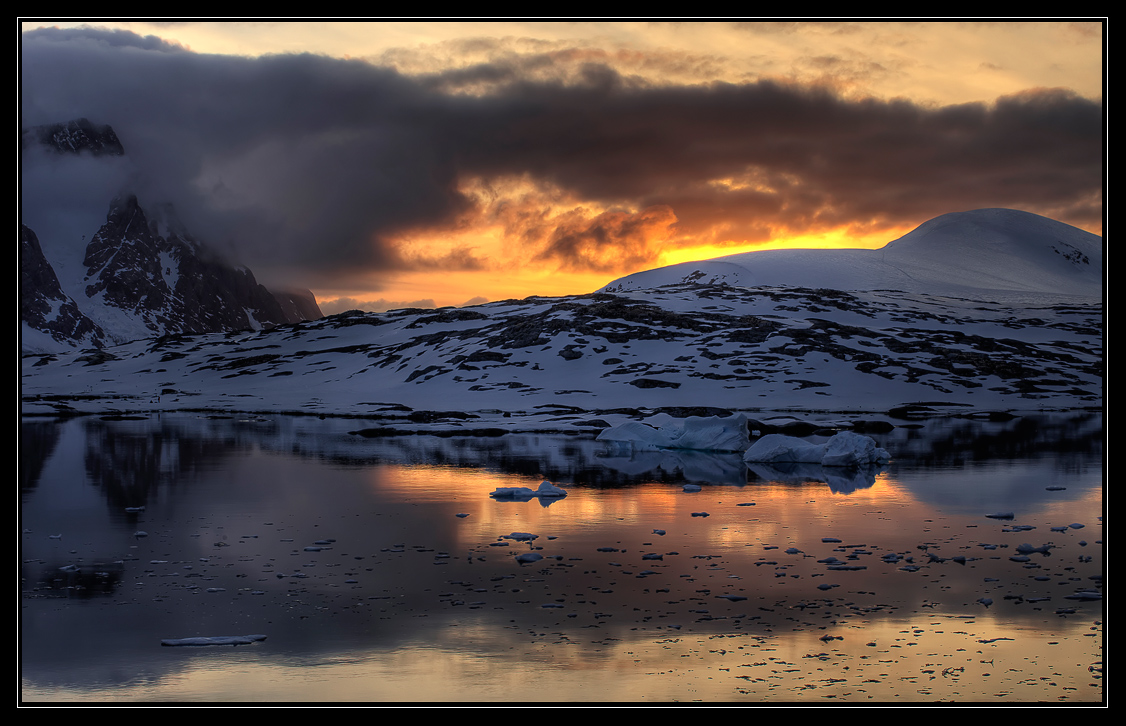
left=21, top=119, right=324, bottom=350
left=81, top=194, right=320, bottom=338
left=272, top=288, right=324, bottom=323
left=22, top=118, right=125, bottom=156
left=20, top=224, right=105, bottom=348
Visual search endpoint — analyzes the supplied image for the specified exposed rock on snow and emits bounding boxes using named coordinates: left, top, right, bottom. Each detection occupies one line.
left=21, top=208, right=1103, bottom=419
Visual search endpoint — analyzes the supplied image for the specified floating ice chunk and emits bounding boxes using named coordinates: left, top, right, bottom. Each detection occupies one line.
left=502, top=532, right=538, bottom=542
left=742, top=435, right=826, bottom=464
left=161, top=634, right=267, bottom=647
left=597, top=415, right=750, bottom=453
left=534, top=481, right=568, bottom=498
left=985, top=512, right=1015, bottom=520
left=683, top=484, right=702, bottom=492
left=515, top=553, right=543, bottom=564
left=820, top=431, right=891, bottom=467
left=489, top=481, right=568, bottom=501
left=742, top=432, right=888, bottom=467
left=1015, top=543, right=1052, bottom=554
left=455, top=513, right=470, bottom=518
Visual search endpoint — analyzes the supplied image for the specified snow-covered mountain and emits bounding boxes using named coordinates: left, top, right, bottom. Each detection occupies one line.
left=600, top=208, right=1102, bottom=299
left=20, top=119, right=323, bottom=353
left=21, top=208, right=1103, bottom=427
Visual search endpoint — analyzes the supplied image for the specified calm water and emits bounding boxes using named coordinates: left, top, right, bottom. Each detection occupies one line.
left=20, top=413, right=1104, bottom=704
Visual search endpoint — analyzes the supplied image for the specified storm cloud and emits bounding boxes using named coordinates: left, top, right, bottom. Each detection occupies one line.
left=20, top=25, right=1103, bottom=289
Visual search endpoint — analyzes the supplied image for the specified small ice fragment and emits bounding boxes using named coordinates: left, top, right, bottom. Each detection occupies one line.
left=652, top=529, right=666, bottom=536
left=985, top=512, right=1015, bottom=520
left=682, top=484, right=702, bottom=492
left=161, top=634, right=267, bottom=647
left=455, top=513, right=470, bottom=518
left=977, top=598, right=993, bottom=607
left=1068, top=523, right=1085, bottom=529
left=515, top=553, right=543, bottom=564
left=691, top=512, right=710, bottom=518
left=822, top=537, right=842, bottom=543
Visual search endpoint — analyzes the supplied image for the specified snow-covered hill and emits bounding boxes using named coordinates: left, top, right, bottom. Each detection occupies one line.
left=600, top=209, right=1102, bottom=300
left=20, top=207, right=1103, bottom=428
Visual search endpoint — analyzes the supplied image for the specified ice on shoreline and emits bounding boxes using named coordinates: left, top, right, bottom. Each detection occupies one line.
left=596, top=414, right=751, bottom=453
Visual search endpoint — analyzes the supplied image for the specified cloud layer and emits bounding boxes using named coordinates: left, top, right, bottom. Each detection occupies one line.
left=21, top=25, right=1103, bottom=293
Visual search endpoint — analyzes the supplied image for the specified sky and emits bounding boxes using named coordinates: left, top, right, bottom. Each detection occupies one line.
left=20, top=20, right=1105, bottom=314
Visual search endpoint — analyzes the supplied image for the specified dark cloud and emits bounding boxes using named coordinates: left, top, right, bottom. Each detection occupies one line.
left=21, top=26, right=1103, bottom=287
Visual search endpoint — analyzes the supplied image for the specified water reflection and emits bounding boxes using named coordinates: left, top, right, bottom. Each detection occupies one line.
left=21, top=413, right=1103, bottom=703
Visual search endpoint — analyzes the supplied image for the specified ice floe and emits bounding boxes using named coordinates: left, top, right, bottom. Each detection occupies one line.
left=743, top=431, right=889, bottom=467
left=490, top=480, right=568, bottom=501
left=161, top=634, right=267, bottom=647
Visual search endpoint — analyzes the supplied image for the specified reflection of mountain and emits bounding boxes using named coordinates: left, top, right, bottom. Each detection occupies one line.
left=19, top=420, right=62, bottom=492
left=78, top=418, right=244, bottom=510
left=879, top=411, right=1103, bottom=466
left=24, top=412, right=1103, bottom=510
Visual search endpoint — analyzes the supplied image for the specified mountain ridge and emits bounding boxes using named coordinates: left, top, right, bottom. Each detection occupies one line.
left=20, top=118, right=324, bottom=353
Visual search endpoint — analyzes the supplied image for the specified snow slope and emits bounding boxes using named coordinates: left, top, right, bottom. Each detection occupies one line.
left=20, top=208, right=1103, bottom=427
left=601, top=209, right=1102, bottom=300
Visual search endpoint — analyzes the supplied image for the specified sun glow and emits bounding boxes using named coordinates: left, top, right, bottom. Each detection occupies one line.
left=656, top=224, right=913, bottom=268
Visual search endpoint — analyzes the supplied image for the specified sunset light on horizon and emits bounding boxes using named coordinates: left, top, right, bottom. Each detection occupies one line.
left=21, top=20, right=1104, bottom=313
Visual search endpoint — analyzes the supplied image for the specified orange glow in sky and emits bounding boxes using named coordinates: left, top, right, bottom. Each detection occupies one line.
left=22, top=21, right=1103, bottom=314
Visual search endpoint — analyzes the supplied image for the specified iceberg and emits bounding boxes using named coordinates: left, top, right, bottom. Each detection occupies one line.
left=596, top=414, right=750, bottom=453
left=743, top=431, right=889, bottom=467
